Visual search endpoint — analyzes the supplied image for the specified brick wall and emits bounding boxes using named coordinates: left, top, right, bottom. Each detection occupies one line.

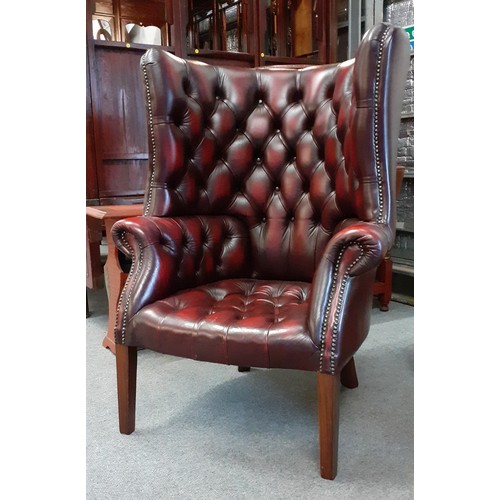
left=384, top=0, right=414, bottom=267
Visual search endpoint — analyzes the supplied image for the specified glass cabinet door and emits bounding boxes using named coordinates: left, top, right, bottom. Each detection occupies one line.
left=91, top=0, right=175, bottom=48
left=189, top=0, right=215, bottom=50
left=336, top=0, right=367, bottom=62
left=261, top=0, right=321, bottom=61
left=187, top=0, right=249, bottom=52
left=92, top=0, right=115, bottom=41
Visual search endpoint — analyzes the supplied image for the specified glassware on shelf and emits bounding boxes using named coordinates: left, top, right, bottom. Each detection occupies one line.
left=93, top=18, right=113, bottom=41
left=189, top=0, right=246, bottom=52
left=125, top=23, right=162, bottom=45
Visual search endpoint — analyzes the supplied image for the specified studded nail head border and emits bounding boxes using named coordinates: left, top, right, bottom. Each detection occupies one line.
left=319, top=242, right=364, bottom=374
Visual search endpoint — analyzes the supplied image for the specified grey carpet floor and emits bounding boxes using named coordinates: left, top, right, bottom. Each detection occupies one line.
left=87, top=287, right=413, bottom=500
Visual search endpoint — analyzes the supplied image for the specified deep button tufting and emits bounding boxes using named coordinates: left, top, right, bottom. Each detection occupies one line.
left=275, top=186, right=280, bottom=192
left=139, top=48, right=383, bottom=285
left=290, top=216, right=295, bottom=222
left=131, top=279, right=313, bottom=368
left=182, top=78, right=191, bottom=95
left=261, top=216, right=266, bottom=223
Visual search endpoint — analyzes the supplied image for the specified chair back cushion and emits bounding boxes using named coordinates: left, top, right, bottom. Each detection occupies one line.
left=140, top=23, right=409, bottom=281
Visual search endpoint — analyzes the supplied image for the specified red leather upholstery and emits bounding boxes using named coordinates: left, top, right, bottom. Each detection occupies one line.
left=128, top=279, right=318, bottom=370
left=112, top=22, right=410, bottom=376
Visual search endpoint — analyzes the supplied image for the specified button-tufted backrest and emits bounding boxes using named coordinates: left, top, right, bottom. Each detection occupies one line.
left=140, top=23, right=409, bottom=281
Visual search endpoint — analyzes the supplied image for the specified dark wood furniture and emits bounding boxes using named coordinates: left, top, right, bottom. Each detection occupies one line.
left=373, top=164, right=405, bottom=311
left=86, top=204, right=143, bottom=353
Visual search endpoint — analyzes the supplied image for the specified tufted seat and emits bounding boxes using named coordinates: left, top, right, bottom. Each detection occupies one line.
left=111, top=22, right=410, bottom=481
left=128, top=279, right=317, bottom=370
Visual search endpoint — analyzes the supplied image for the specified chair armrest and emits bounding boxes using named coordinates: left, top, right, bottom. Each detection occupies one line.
left=111, top=215, right=250, bottom=344
left=308, top=220, right=393, bottom=374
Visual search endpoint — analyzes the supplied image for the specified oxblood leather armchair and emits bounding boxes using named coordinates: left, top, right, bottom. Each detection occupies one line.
left=112, top=22, right=409, bottom=480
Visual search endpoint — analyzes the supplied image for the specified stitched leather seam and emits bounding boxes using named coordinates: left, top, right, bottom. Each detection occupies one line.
left=219, top=97, right=239, bottom=122
left=319, top=245, right=344, bottom=372
left=152, top=118, right=178, bottom=125
left=279, top=102, right=296, bottom=122
left=328, top=244, right=364, bottom=374
left=173, top=186, right=188, bottom=207
left=115, top=234, right=143, bottom=344
left=312, top=221, right=321, bottom=271
left=182, top=59, right=208, bottom=121
left=114, top=235, right=133, bottom=343
left=316, top=98, right=331, bottom=116
left=142, top=64, right=156, bottom=216
left=373, top=26, right=390, bottom=224
left=319, top=242, right=364, bottom=373
left=319, top=191, right=335, bottom=218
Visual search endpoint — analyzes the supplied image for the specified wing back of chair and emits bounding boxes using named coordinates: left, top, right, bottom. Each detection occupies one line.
left=140, top=23, right=409, bottom=282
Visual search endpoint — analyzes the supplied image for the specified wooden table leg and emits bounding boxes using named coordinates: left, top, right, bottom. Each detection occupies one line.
left=86, top=204, right=143, bottom=354
left=375, top=254, right=393, bottom=312
left=86, top=215, right=104, bottom=289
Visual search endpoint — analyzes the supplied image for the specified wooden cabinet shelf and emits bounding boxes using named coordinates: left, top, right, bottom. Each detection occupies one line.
left=393, top=261, right=414, bottom=276
left=261, top=54, right=320, bottom=65
left=94, top=39, right=175, bottom=52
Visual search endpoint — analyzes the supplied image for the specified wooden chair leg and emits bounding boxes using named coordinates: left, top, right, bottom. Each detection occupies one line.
left=238, top=366, right=250, bottom=372
left=116, top=344, right=137, bottom=435
left=317, top=372, right=341, bottom=480
left=379, top=255, right=393, bottom=312
left=340, top=357, right=359, bottom=389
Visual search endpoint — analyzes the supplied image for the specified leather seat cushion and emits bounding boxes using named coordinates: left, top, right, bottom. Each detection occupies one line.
left=127, top=279, right=320, bottom=370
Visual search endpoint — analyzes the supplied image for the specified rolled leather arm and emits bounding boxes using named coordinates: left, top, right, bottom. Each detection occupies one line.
left=308, top=219, right=393, bottom=374
left=111, top=215, right=250, bottom=344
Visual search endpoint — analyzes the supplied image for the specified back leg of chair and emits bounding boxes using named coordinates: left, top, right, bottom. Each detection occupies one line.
left=340, top=357, right=359, bottom=389
left=116, top=344, right=137, bottom=435
left=238, top=366, right=251, bottom=372
left=317, top=372, right=341, bottom=480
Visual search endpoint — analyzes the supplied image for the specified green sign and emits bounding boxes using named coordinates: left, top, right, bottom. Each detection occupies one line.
left=404, top=25, right=414, bottom=50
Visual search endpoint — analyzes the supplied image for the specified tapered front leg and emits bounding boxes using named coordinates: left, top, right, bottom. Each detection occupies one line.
left=340, top=357, right=359, bottom=389
left=317, top=372, right=341, bottom=480
left=116, top=344, right=137, bottom=435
